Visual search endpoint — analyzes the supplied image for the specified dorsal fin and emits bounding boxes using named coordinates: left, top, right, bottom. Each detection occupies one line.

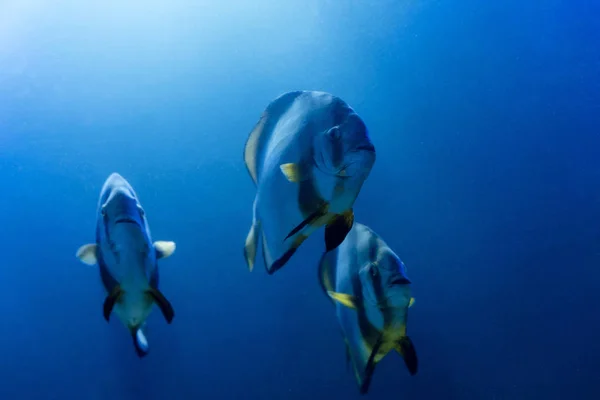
left=244, top=112, right=268, bottom=184
left=243, top=91, right=305, bottom=184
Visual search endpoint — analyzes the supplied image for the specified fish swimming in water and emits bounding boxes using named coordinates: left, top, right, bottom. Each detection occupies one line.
left=318, top=222, right=418, bottom=394
left=244, top=90, right=376, bottom=274
left=76, top=173, right=176, bottom=357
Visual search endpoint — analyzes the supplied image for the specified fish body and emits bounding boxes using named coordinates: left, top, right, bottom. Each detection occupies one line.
left=244, top=91, right=376, bottom=274
left=76, top=173, right=176, bottom=357
left=318, top=222, right=418, bottom=394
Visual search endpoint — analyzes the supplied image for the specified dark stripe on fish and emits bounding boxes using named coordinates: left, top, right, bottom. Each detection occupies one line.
left=97, top=253, right=119, bottom=293
left=351, top=273, right=380, bottom=349
left=371, top=263, right=397, bottom=327
left=367, top=235, right=379, bottom=263
left=297, top=161, right=326, bottom=218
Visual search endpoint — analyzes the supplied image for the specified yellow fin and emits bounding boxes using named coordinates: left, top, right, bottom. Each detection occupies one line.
left=409, top=297, right=416, bottom=308
left=76, top=244, right=98, bottom=265
left=327, top=291, right=358, bottom=309
left=280, top=163, right=305, bottom=183
left=154, top=241, right=176, bottom=259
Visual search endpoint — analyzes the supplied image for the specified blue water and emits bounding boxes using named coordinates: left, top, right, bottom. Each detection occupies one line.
left=1, top=1, right=599, bottom=399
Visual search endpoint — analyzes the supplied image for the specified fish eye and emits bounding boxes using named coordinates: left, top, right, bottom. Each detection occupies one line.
left=328, top=126, right=341, bottom=141
left=370, top=266, right=378, bottom=277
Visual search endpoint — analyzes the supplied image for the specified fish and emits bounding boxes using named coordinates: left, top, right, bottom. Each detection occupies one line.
left=244, top=90, right=376, bottom=274
left=76, top=173, right=176, bottom=358
left=318, top=222, right=418, bottom=394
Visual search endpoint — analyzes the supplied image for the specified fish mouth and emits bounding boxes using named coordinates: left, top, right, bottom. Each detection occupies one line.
left=390, top=276, right=411, bottom=286
left=115, top=217, right=139, bottom=226
left=352, top=143, right=375, bottom=153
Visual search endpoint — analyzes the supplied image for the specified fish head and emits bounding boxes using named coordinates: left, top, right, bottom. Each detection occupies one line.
left=359, top=250, right=412, bottom=313
left=96, top=173, right=152, bottom=262
left=99, top=173, right=143, bottom=222
left=312, top=113, right=375, bottom=212
left=313, top=113, right=375, bottom=179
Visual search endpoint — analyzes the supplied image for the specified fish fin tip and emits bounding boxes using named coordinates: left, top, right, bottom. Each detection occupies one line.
left=409, top=297, right=416, bottom=308
left=267, top=246, right=299, bottom=275
left=324, top=209, right=354, bottom=251
left=147, top=288, right=175, bottom=323
left=154, top=241, right=176, bottom=259
left=132, top=328, right=150, bottom=358
left=76, top=244, right=98, bottom=265
left=244, top=222, right=260, bottom=272
left=103, top=286, right=123, bottom=322
left=327, top=291, right=358, bottom=309
left=396, top=336, right=418, bottom=375
left=358, top=335, right=385, bottom=394
left=267, top=232, right=306, bottom=273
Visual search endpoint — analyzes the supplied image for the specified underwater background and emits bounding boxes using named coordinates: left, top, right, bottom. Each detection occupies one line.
left=1, top=0, right=599, bottom=399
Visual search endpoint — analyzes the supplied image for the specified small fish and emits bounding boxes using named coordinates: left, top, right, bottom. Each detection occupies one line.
left=318, top=222, right=418, bottom=394
left=76, top=173, right=176, bottom=358
left=244, top=91, right=376, bottom=274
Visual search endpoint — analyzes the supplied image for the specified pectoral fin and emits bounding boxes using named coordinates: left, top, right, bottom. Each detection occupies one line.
left=147, top=288, right=175, bottom=323
left=76, top=244, right=98, bottom=265
left=280, top=163, right=309, bottom=183
left=396, top=336, right=418, bottom=375
left=327, top=291, right=358, bottom=309
left=324, top=209, right=354, bottom=251
left=409, top=297, right=416, bottom=308
left=103, top=286, right=123, bottom=322
left=154, top=241, right=176, bottom=259
left=244, top=221, right=260, bottom=272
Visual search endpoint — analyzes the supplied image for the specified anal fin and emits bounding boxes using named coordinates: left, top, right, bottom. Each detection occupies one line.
left=147, top=288, right=175, bottom=323
left=396, top=336, right=418, bottom=375
left=325, top=209, right=354, bottom=251
left=103, top=286, right=123, bottom=322
left=359, top=335, right=384, bottom=395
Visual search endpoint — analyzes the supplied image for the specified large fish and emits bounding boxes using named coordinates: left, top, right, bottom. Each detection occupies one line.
left=318, top=222, right=418, bottom=394
left=244, top=91, right=376, bottom=274
left=76, top=173, right=176, bottom=357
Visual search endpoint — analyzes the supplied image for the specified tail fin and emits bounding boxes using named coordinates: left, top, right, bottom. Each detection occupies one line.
left=396, top=336, right=418, bottom=375
left=132, top=327, right=149, bottom=358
